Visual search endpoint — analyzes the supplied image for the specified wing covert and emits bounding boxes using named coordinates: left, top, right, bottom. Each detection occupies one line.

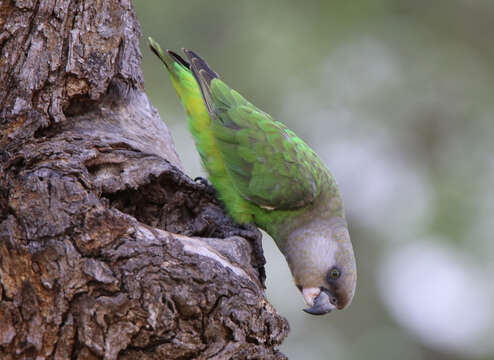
left=210, top=80, right=323, bottom=210
left=183, top=49, right=325, bottom=210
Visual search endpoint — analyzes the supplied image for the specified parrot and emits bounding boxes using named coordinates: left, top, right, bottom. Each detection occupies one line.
left=148, top=38, right=356, bottom=315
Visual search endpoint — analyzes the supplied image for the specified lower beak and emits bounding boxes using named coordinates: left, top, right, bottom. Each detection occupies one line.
left=302, top=288, right=336, bottom=315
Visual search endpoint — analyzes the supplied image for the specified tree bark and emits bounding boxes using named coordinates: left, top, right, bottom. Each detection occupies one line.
left=0, top=1, right=288, bottom=359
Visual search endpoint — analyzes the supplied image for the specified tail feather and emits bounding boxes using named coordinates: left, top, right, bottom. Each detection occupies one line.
left=148, top=37, right=190, bottom=72
left=167, top=50, right=190, bottom=69
left=148, top=37, right=173, bottom=69
left=183, top=49, right=219, bottom=86
left=183, top=49, right=219, bottom=115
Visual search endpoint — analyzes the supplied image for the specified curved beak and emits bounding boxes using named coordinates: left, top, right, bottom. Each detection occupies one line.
left=302, top=288, right=336, bottom=315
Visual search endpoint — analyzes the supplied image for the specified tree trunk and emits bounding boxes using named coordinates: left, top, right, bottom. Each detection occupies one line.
left=0, top=1, right=288, bottom=359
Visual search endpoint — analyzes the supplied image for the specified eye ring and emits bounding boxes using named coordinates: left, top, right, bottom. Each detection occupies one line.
left=328, top=267, right=341, bottom=281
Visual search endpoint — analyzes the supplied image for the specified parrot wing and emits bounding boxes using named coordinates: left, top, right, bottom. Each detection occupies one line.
left=184, top=49, right=324, bottom=210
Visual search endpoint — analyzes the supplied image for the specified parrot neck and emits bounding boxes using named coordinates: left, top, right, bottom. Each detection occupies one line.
left=271, top=179, right=349, bottom=287
left=267, top=174, right=347, bottom=250
left=278, top=198, right=346, bottom=247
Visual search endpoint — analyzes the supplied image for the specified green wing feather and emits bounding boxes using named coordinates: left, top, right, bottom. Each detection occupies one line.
left=184, top=49, right=326, bottom=210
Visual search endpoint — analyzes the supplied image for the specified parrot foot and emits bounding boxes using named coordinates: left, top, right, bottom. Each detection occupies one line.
left=194, top=176, right=211, bottom=186
left=194, top=176, right=216, bottom=196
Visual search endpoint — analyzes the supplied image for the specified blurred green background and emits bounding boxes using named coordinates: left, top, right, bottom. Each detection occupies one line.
left=134, top=1, right=494, bottom=359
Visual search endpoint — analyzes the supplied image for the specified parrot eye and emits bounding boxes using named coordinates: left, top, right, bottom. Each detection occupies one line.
left=328, top=267, right=341, bottom=281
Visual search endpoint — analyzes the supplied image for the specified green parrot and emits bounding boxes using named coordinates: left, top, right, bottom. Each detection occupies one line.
left=149, top=38, right=356, bottom=315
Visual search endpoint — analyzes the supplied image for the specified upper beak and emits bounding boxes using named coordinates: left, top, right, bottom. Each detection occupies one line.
left=302, top=288, right=336, bottom=315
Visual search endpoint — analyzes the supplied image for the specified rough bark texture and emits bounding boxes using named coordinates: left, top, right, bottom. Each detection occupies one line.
left=0, top=1, right=289, bottom=359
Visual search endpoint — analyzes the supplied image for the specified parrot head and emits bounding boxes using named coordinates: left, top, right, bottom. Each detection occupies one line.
left=283, top=216, right=357, bottom=315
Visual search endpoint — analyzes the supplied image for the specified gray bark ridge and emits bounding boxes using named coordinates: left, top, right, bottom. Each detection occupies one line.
left=0, top=1, right=288, bottom=359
